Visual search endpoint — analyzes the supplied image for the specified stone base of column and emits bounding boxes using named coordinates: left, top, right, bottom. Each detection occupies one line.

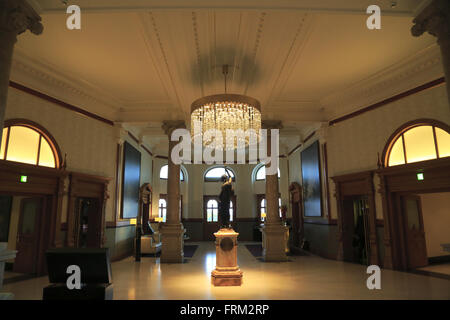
left=160, top=223, right=185, bottom=263
left=262, top=223, right=288, bottom=262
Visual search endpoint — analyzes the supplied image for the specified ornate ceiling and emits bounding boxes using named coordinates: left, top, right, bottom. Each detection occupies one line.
left=11, top=0, right=443, bottom=153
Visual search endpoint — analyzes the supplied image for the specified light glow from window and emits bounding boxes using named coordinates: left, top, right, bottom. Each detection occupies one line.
left=159, top=164, right=184, bottom=181
left=387, top=124, right=450, bottom=167
left=0, top=125, right=58, bottom=168
left=255, top=165, right=280, bottom=180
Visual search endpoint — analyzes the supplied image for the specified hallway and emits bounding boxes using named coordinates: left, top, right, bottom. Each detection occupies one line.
left=3, top=242, right=449, bottom=300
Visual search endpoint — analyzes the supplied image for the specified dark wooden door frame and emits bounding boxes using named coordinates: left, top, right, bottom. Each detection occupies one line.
left=289, top=182, right=303, bottom=248
left=0, top=160, right=67, bottom=275
left=139, top=183, right=152, bottom=234
left=14, top=197, right=43, bottom=274
left=398, top=193, right=428, bottom=268
left=66, top=172, right=110, bottom=248
left=377, top=157, right=450, bottom=270
left=332, top=171, right=379, bottom=266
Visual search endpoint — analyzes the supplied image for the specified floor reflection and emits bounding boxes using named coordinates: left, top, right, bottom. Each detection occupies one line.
left=204, top=252, right=216, bottom=274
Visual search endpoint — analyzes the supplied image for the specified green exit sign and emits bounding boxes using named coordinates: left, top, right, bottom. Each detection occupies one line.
left=417, top=173, right=424, bottom=181
left=20, top=175, right=28, bottom=183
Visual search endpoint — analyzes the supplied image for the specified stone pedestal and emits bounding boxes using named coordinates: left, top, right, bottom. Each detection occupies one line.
left=262, top=223, right=288, bottom=262
left=0, top=243, right=17, bottom=300
left=211, top=229, right=243, bottom=286
left=160, top=223, right=185, bottom=263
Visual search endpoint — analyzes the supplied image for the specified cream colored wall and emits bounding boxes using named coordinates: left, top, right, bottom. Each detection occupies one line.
left=5, top=87, right=117, bottom=221
left=420, top=192, right=450, bottom=258
left=5, top=87, right=153, bottom=224
left=151, top=157, right=188, bottom=220
left=287, top=139, right=331, bottom=221
left=326, top=85, right=450, bottom=221
left=151, top=158, right=289, bottom=221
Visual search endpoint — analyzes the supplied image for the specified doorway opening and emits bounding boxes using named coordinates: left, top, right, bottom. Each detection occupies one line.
left=342, top=196, right=370, bottom=265
left=397, top=192, right=450, bottom=274
left=1, top=194, right=51, bottom=276
left=74, top=197, right=101, bottom=248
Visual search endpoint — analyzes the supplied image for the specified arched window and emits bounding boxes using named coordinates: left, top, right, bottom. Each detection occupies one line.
left=383, top=120, right=450, bottom=167
left=204, top=167, right=235, bottom=182
left=259, top=197, right=282, bottom=221
left=159, top=164, right=185, bottom=181
left=206, top=199, right=234, bottom=222
left=255, top=165, right=280, bottom=181
left=0, top=120, right=61, bottom=168
left=206, top=199, right=219, bottom=222
left=158, top=198, right=167, bottom=222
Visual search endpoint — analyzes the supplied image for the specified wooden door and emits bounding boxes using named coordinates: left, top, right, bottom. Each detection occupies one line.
left=86, top=198, right=101, bottom=247
left=289, top=184, right=303, bottom=248
left=75, top=198, right=101, bottom=248
left=400, top=195, right=428, bottom=269
left=14, top=197, right=42, bottom=274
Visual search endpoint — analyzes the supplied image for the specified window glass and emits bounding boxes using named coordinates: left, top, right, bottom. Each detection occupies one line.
left=38, top=138, right=56, bottom=168
left=159, top=165, right=184, bottom=181
left=6, top=126, right=40, bottom=165
left=158, top=199, right=167, bottom=222
left=436, top=127, right=450, bottom=158
left=207, top=199, right=218, bottom=222
left=255, top=166, right=280, bottom=180
left=388, top=137, right=405, bottom=166
left=205, top=167, right=235, bottom=181
left=0, top=128, right=7, bottom=159
left=229, top=201, right=233, bottom=222
left=403, top=126, right=436, bottom=163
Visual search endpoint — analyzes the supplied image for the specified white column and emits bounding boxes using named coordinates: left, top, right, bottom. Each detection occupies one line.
left=0, top=0, right=43, bottom=147
left=262, top=121, right=288, bottom=262
left=160, top=120, right=186, bottom=263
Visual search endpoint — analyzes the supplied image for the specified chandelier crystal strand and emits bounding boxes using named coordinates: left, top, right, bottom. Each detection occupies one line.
left=191, top=94, right=261, bottom=150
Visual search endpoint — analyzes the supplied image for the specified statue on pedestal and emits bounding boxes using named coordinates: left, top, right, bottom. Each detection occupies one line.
left=218, top=168, right=234, bottom=229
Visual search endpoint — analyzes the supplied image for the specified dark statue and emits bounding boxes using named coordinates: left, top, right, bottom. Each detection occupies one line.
left=218, top=169, right=234, bottom=229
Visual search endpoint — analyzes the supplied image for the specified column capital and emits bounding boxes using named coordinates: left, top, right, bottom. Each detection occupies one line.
left=162, top=120, right=186, bottom=136
left=0, top=0, right=43, bottom=37
left=411, top=0, right=450, bottom=44
left=113, top=123, right=127, bottom=145
left=262, top=120, right=283, bottom=130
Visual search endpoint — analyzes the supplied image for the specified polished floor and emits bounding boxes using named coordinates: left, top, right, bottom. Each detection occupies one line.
left=2, top=242, right=449, bottom=300
left=417, top=262, right=450, bottom=276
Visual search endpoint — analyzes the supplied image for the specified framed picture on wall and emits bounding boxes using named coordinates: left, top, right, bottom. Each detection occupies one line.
left=301, top=140, right=322, bottom=217
left=121, top=141, right=141, bottom=219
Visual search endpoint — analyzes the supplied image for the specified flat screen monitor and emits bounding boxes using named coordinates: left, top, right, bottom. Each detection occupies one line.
left=46, top=248, right=112, bottom=284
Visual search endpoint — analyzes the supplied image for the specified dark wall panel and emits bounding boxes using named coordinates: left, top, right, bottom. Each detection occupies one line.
left=121, top=142, right=141, bottom=219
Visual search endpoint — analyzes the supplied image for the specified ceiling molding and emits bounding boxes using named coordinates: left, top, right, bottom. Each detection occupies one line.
left=37, top=0, right=421, bottom=16
left=321, top=44, right=444, bottom=120
left=10, top=50, right=120, bottom=120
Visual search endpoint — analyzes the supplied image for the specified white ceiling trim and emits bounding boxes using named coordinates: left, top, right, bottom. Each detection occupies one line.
left=321, top=43, right=444, bottom=120
left=38, top=0, right=421, bottom=16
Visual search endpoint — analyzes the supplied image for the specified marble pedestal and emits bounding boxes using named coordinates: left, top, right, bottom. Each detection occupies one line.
left=0, top=243, right=17, bottom=300
left=211, top=229, right=243, bottom=286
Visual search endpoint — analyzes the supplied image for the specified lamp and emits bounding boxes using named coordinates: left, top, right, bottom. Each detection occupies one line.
left=190, top=65, right=262, bottom=150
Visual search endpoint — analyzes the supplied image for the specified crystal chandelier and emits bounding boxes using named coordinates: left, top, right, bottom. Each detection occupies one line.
left=190, top=65, right=262, bottom=150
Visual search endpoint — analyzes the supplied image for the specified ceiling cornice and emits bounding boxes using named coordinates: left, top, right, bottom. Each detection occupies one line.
left=37, top=0, right=420, bottom=16
left=321, top=43, right=444, bottom=120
